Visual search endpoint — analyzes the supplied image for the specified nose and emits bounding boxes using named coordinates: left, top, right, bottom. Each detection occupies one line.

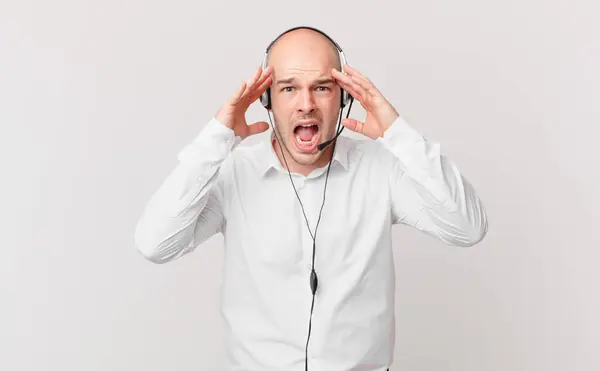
left=296, top=88, right=316, bottom=114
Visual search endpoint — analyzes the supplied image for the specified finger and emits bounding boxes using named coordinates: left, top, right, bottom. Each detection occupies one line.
left=331, top=68, right=366, bottom=102
left=342, top=118, right=365, bottom=134
left=242, top=66, right=263, bottom=96
left=331, top=67, right=351, bottom=84
left=333, top=72, right=368, bottom=102
left=344, top=64, right=370, bottom=83
left=244, top=66, right=273, bottom=101
left=249, top=75, right=272, bottom=102
left=350, top=74, right=378, bottom=95
left=344, top=64, right=380, bottom=94
left=229, top=81, right=247, bottom=104
left=338, top=80, right=365, bottom=103
left=247, top=121, right=270, bottom=136
left=253, top=66, right=273, bottom=91
left=249, top=65, right=263, bottom=85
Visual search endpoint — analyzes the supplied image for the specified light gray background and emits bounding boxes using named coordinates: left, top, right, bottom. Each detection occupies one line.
left=1, top=0, right=598, bottom=370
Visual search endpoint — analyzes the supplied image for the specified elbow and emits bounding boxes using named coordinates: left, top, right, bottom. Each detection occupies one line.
left=443, top=229, right=485, bottom=247
left=458, top=224, right=487, bottom=247
left=133, top=209, right=210, bottom=264
left=134, top=236, right=170, bottom=264
left=136, top=244, right=168, bottom=264
left=434, top=205, right=488, bottom=247
left=133, top=224, right=160, bottom=263
left=134, top=224, right=188, bottom=264
left=454, top=212, right=488, bottom=247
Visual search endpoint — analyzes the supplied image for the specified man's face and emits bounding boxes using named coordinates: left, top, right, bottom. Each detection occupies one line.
left=267, top=38, right=341, bottom=167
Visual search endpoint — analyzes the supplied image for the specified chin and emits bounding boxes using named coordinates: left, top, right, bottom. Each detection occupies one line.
left=293, top=152, right=323, bottom=166
left=277, top=138, right=316, bottom=165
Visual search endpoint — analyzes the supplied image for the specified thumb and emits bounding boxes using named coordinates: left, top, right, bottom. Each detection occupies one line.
left=246, top=121, right=270, bottom=136
left=342, top=118, right=365, bottom=134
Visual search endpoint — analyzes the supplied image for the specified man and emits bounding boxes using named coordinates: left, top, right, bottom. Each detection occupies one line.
left=134, top=27, right=488, bottom=371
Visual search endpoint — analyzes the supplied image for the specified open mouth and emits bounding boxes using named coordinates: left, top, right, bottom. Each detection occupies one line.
left=293, top=122, right=320, bottom=150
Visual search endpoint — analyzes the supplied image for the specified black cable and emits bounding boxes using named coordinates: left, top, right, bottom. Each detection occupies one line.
left=265, top=96, right=354, bottom=370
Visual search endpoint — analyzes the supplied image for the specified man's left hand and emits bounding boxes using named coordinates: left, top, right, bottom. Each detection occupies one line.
left=331, top=64, right=399, bottom=139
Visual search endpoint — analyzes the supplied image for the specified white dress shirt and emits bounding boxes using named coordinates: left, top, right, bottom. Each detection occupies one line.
left=134, top=114, right=488, bottom=371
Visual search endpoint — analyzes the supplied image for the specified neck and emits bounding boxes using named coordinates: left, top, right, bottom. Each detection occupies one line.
left=271, top=134, right=333, bottom=176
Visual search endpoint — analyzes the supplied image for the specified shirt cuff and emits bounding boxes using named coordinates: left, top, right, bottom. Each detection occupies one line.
left=177, top=117, right=241, bottom=164
left=193, top=117, right=236, bottom=144
left=375, top=115, right=455, bottom=209
left=377, top=115, right=426, bottom=155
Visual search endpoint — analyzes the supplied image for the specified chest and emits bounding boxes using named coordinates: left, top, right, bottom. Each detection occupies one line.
left=222, top=169, right=392, bottom=276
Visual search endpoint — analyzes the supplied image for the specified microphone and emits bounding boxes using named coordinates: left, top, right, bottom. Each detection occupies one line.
left=317, top=127, right=344, bottom=151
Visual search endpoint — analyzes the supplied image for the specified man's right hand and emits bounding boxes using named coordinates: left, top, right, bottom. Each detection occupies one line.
left=215, top=65, right=273, bottom=140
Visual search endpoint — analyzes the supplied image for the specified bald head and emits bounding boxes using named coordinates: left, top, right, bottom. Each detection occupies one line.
left=265, top=28, right=341, bottom=71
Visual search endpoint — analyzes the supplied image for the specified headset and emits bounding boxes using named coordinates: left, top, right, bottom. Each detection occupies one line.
left=258, top=26, right=355, bottom=371
left=260, top=26, right=352, bottom=111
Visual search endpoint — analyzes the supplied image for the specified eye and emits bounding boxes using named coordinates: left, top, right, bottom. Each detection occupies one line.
left=281, top=86, right=293, bottom=92
left=316, top=86, right=330, bottom=92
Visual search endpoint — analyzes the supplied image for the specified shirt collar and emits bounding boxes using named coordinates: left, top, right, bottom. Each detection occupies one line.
left=257, top=131, right=350, bottom=177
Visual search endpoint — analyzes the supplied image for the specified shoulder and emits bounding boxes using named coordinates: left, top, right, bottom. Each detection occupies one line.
left=337, top=135, right=396, bottom=169
left=220, top=135, right=268, bottom=176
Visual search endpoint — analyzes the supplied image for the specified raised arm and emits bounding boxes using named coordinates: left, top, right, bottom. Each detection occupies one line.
left=134, top=119, right=238, bottom=263
left=134, top=65, right=274, bottom=263
left=331, top=64, right=487, bottom=247
left=379, top=116, right=488, bottom=246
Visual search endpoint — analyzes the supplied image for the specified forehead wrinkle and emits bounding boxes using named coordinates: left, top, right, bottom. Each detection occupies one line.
left=275, top=75, right=336, bottom=86
left=281, top=67, right=325, bottom=78
left=273, top=64, right=333, bottom=85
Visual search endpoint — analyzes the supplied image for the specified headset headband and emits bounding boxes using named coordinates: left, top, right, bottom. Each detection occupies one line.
left=265, top=26, right=344, bottom=54
left=260, top=26, right=350, bottom=109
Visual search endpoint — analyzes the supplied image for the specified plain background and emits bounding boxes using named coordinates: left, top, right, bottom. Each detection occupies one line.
left=1, top=0, right=598, bottom=370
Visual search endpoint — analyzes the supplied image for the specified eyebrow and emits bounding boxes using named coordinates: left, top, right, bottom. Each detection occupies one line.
left=275, top=77, right=336, bottom=85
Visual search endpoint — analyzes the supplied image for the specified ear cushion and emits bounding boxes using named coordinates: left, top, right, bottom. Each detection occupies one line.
left=260, top=86, right=271, bottom=109
left=341, top=88, right=349, bottom=108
